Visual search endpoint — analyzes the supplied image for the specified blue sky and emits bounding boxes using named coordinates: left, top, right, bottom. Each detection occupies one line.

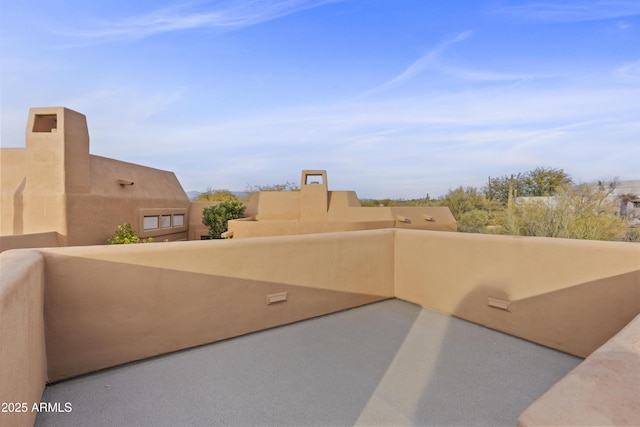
left=1, top=0, right=639, bottom=198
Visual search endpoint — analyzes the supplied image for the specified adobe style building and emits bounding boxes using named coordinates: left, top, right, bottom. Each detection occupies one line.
left=0, top=107, right=639, bottom=426
left=0, top=107, right=456, bottom=250
left=226, top=170, right=457, bottom=239
left=0, top=107, right=192, bottom=250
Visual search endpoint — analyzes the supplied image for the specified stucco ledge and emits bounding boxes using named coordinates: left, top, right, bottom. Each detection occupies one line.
left=517, top=313, right=640, bottom=426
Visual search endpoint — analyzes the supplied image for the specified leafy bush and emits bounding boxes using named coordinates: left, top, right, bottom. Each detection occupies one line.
left=107, top=223, right=153, bottom=244
left=202, top=200, right=246, bottom=239
left=197, top=187, right=240, bottom=202
left=458, top=209, right=491, bottom=233
left=498, top=184, right=628, bottom=241
left=485, top=167, right=573, bottom=204
left=622, top=227, right=640, bottom=242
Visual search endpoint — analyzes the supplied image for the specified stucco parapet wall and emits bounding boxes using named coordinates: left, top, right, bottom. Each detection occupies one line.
left=40, top=229, right=396, bottom=297
left=0, top=249, right=47, bottom=427
left=1, top=228, right=639, bottom=424
left=394, top=229, right=640, bottom=357
left=0, top=232, right=60, bottom=253
left=38, top=230, right=395, bottom=380
left=518, top=312, right=640, bottom=426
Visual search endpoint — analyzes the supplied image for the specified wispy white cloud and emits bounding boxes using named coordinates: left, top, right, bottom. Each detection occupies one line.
left=105, top=84, right=636, bottom=196
left=617, top=21, right=632, bottom=30
left=357, top=31, right=472, bottom=97
left=433, top=65, right=554, bottom=83
left=69, top=0, right=341, bottom=40
left=4, top=82, right=637, bottom=197
left=494, top=1, right=640, bottom=23
left=613, top=60, right=640, bottom=81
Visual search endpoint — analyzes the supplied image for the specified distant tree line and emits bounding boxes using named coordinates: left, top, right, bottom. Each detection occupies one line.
left=362, top=167, right=639, bottom=242
left=197, top=168, right=638, bottom=242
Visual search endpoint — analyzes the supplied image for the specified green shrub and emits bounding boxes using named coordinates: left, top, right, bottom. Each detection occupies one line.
left=107, top=223, right=153, bottom=244
left=622, top=227, right=640, bottom=242
left=497, top=184, right=628, bottom=241
left=197, top=188, right=240, bottom=202
left=202, top=200, right=246, bottom=239
left=458, top=209, right=491, bottom=233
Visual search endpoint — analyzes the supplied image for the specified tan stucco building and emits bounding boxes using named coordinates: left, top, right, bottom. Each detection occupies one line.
left=1, top=108, right=456, bottom=250
left=1, top=107, right=192, bottom=250
left=226, top=170, right=456, bottom=239
left=0, top=107, right=638, bottom=426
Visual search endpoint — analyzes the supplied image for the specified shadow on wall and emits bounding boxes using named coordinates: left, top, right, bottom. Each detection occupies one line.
left=13, top=178, right=25, bottom=234
left=43, top=254, right=388, bottom=382
left=450, top=270, right=640, bottom=357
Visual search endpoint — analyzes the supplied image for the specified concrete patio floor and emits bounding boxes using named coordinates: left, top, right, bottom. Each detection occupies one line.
left=36, top=299, right=581, bottom=426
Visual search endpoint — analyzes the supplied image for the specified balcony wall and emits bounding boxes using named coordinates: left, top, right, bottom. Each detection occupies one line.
left=1, top=229, right=639, bottom=426
left=395, top=230, right=640, bottom=357
left=41, top=230, right=395, bottom=382
left=0, top=250, right=47, bottom=427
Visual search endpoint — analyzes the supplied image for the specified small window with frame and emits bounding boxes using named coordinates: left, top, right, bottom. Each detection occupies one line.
left=143, top=216, right=159, bottom=230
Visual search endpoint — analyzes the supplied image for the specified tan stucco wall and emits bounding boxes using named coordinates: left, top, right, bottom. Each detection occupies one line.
left=227, top=171, right=456, bottom=239
left=228, top=218, right=395, bottom=238
left=0, top=250, right=47, bottom=427
left=188, top=201, right=218, bottom=240
left=0, top=149, right=27, bottom=235
left=229, top=193, right=457, bottom=239
left=394, top=230, right=640, bottom=357
left=41, top=230, right=395, bottom=381
left=518, top=312, right=640, bottom=426
left=0, top=145, right=68, bottom=241
left=1, top=229, right=639, bottom=424
left=1, top=108, right=191, bottom=247
left=0, top=232, right=60, bottom=252
left=249, top=191, right=302, bottom=220
left=61, top=155, right=190, bottom=246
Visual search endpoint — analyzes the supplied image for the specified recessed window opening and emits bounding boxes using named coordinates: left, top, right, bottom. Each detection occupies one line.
left=173, top=214, right=185, bottom=227
left=161, top=215, right=171, bottom=228
left=33, top=114, right=58, bottom=132
left=143, top=216, right=159, bottom=230
left=305, top=174, right=324, bottom=185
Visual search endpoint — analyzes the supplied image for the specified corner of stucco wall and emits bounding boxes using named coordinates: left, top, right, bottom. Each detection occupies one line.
left=391, top=228, right=400, bottom=298
left=0, top=249, right=48, bottom=427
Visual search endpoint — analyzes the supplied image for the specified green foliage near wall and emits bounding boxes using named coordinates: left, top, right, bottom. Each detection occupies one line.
left=202, top=200, right=246, bottom=239
left=107, top=223, right=153, bottom=244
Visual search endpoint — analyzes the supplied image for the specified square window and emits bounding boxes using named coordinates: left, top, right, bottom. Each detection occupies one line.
left=161, top=215, right=171, bottom=228
left=143, top=216, right=159, bottom=230
left=173, top=214, right=184, bottom=227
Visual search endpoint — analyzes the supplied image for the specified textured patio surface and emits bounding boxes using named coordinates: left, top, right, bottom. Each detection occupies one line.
left=36, top=299, right=581, bottom=426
